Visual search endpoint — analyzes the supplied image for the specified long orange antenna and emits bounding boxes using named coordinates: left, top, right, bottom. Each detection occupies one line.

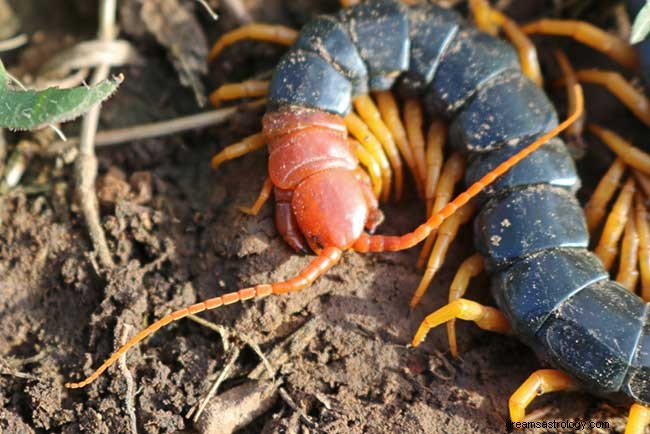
left=353, top=84, right=585, bottom=253
left=65, top=247, right=342, bottom=389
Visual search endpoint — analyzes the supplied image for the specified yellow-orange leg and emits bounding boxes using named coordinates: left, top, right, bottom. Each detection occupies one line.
left=409, top=202, right=476, bottom=309
left=208, top=24, right=298, bottom=62
left=237, top=177, right=273, bottom=216
left=636, top=193, right=650, bottom=301
left=584, top=158, right=626, bottom=232
left=345, top=112, right=392, bottom=202
left=353, top=95, right=404, bottom=200
left=411, top=298, right=510, bottom=347
left=626, top=403, right=650, bottom=434
left=446, top=254, right=484, bottom=357
left=555, top=50, right=585, bottom=148
left=470, top=0, right=542, bottom=86
left=595, top=177, right=635, bottom=270
left=575, top=70, right=650, bottom=126
left=374, top=91, right=422, bottom=193
left=403, top=98, right=427, bottom=187
left=635, top=171, right=650, bottom=199
left=210, top=133, right=266, bottom=170
left=589, top=124, right=650, bottom=176
left=617, top=216, right=640, bottom=292
left=509, top=369, right=578, bottom=423
left=469, top=0, right=499, bottom=36
left=417, top=153, right=466, bottom=270
left=521, top=19, right=639, bottom=70
left=209, top=80, right=269, bottom=107
left=351, top=139, right=383, bottom=199
left=424, top=121, right=446, bottom=217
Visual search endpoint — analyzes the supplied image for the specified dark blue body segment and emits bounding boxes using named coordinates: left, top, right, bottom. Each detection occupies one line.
left=474, top=185, right=589, bottom=270
left=338, top=0, right=410, bottom=90
left=294, top=16, right=369, bottom=96
left=464, top=137, right=580, bottom=204
left=268, top=49, right=352, bottom=115
left=624, top=308, right=650, bottom=405
left=399, top=3, right=460, bottom=94
left=536, top=279, right=646, bottom=395
left=424, top=29, right=519, bottom=116
left=449, top=73, right=558, bottom=153
left=491, top=248, right=607, bottom=342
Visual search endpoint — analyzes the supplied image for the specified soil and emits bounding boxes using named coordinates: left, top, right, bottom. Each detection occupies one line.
left=0, top=1, right=642, bottom=433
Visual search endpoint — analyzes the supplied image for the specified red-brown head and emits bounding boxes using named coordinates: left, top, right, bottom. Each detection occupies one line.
left=263, top=107, right=383, bottom=251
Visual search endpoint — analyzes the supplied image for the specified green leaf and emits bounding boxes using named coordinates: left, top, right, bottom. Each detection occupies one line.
left=0, top=60, right=123, bottom=130
left=631, top=1, right=650, bottom=44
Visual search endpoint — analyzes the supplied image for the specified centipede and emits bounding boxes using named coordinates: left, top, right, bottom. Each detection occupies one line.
left=63, top=0, right=650, bottom=432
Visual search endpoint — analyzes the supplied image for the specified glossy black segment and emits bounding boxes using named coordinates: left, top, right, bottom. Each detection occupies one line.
left=537, top=279, right=646, bottom=395
left=398, top=3, right=460, bottom=94
left=464, top=137, right=579, bottom=204
left=294, top=15, right=369, bottom=95
left=424, top=28, right=519, bottom=116
left=475, top=185, right=589, bottom=270
left=492, top=248, right=607, bottom=341
left=449, top=73, right=558, bottom=153
left=339, top=0, right=410, bottom=90
left=268, top=49, right=352, bottom=115
left=623, top=304, right=650, bottom=406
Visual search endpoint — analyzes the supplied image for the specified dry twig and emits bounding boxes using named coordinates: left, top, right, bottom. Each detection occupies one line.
left=75, top=0, right=119, bottom=269
left=117, top=323, right=139, bottom=434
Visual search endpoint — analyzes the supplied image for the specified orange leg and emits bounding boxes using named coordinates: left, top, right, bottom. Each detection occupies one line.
left=209, top=80, right=269, bottom=107
left=555, top=50, right=585, bottom=149
left=238, top=177, right=273, bottom=216
left=374, top=91, right=421, bottom=193
left=584, top=158, right=626, bottom=232
left=411, top=299, right=510, bottom=347
left=417, top=153, right=465, bottom=270
left=626, top=403, right=650, bottom=434
left=446, top=254, right=484, bottom=357
left=424, top=121, right=446, bottom=217
left=576, top=70, right=650, bottom=126
left=589, top=124, right=650, bottom=175
left=636, top=193, right=650, bottom=301
left=617, top=216, right=640, bottom=292
left=403, top=98, right=427, bottom=188
left=635, top=171, right=650, bottom=199
left=339, top=0, right=360, bottom=6
left=353, top=95, right=404, bottom=200
left=509, top=369, right=578, bottom=423
left=65, top=247, right=343, bottom=388
left=469, top=0, right=499, bottom=36
left=595, top=177, right=635, bottom=270
left=351, top=138, right=383, bottom=199
left=410, top=202, right=476, bottom=309
left=352, top=85, right=584, bottom=253
left=345, top=112, right=392, bottom=203
left=469, top=0, right=542, bottom=86
left=521, top=19, right=639, bottom=70
left=208, top=24, right=298, bottom=62
left=210, top=133, right=266, bottom=170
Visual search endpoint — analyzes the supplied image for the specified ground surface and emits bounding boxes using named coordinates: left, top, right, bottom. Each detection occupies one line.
left=0, top=0, right=645, bottom=433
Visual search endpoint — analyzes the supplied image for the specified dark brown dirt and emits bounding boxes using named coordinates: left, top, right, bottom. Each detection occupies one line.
left=0, top=1, right=643, bottom=433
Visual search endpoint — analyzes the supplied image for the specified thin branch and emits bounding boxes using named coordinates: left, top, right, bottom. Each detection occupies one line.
left=0, top=33, right=28, bottom=52
left=44, top=101, right=265, bottom=156
left=117, top=324, right=139, bottom=434
left=75, top=0, right=118, bottom=269
left=192, top=346, right=241, bottom=423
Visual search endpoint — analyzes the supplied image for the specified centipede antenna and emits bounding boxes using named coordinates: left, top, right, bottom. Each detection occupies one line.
left=555, top=50, right=585, bottom=147
left=64, top=247, right=342, bottom=388
left=352, top=84, right=584, bottom=253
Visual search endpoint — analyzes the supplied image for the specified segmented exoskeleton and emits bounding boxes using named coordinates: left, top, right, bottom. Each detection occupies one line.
left=64, top=0, right=650, bottom=431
